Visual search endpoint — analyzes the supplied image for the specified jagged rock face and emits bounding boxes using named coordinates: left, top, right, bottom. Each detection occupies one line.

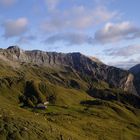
left=124, top=74, right=137, bottom=95
left=0, top=46, right=137, bottom=95
left=130, top=64, right=140, bottom=95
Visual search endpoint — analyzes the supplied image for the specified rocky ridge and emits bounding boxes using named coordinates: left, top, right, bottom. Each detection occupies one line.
left=0, top=46, right=138, bottom=95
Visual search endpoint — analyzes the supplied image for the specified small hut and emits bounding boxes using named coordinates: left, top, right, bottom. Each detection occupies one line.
left=36, top=103, right=47, bottom=109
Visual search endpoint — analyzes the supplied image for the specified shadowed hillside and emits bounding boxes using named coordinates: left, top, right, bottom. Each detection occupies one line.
left=0, top=46, right=140, bottom=140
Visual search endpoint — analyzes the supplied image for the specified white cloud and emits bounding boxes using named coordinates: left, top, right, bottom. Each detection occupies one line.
left=105, top=45, right=140, bottom=57
left=2, top=17, right=28, bottom=38
left=95, top=22, right=140, bottom=44
left=41, top=6, right=117, bottom=32
left=17, top=35, right=36, bottom=44
left=93, top=0, right=115, bottom=5
left=72, top=6, right=116, bottom=29
left=0, top=0, right=17, bottom=6
left=44, top=0, right=59, bottom=10
left=108, top=59, right=140, bottom=70
left=44, top=32, right=93, bottom=45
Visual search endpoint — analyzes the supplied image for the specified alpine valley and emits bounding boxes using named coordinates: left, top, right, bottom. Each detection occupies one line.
left=0, top=46, right=140, bottom=140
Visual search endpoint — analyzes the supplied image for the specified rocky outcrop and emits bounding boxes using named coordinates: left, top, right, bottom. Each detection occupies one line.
left=0, top=46, right=137, bottom=95
left=124, top=74, right=137, bottom=95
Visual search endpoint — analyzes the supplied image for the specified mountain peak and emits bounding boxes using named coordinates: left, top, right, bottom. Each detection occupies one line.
left=7, top=45, right=21, bottom=51
left=130, top=64, right=140, bottom=75
left=88, top=56, right=103, bottom=64
left=7, top=45, right=23, bottom=54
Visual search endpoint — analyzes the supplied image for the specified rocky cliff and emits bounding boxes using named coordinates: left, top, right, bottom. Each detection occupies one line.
left=0, top=46, right=137, bottom=95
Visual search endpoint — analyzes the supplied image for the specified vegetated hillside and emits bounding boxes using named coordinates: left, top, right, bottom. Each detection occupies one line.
left=0, top=46, right=140, bottom=140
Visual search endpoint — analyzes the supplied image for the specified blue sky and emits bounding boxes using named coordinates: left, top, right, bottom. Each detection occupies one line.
left=0, top=0, right=140, bottom=69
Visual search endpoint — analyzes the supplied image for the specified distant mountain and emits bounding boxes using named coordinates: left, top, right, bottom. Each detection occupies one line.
left=0, top=46, right=137, bottom=95
left=130, top=64, right=140, bottom=75
left=130, top=64, right=140, bottom=96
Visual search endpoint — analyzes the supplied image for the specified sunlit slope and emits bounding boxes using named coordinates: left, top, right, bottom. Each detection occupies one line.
left=0, top=47, right=140, bottom=140
left=0, top=93, right=140, bottom=140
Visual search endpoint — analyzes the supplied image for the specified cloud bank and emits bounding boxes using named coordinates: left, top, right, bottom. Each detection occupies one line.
left=44, top=0, right=59, bottom=10
left=95, top=22, right=140, bottom=44
left=105, top=45, right=140, bottom=57
left=41, top=6, right=117, bottom=32
left=44, top=33, right=93, bottom=45
left=2, top=18, right=28, bottom=38
left=0, top=0, right=17, bottom=6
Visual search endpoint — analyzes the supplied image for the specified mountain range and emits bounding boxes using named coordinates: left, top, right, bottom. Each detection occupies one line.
left=0, top=46, right=140, bottom=140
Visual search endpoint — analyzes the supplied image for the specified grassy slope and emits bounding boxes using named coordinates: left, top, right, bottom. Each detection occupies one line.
left=0, top=62, right=140, bottom=140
